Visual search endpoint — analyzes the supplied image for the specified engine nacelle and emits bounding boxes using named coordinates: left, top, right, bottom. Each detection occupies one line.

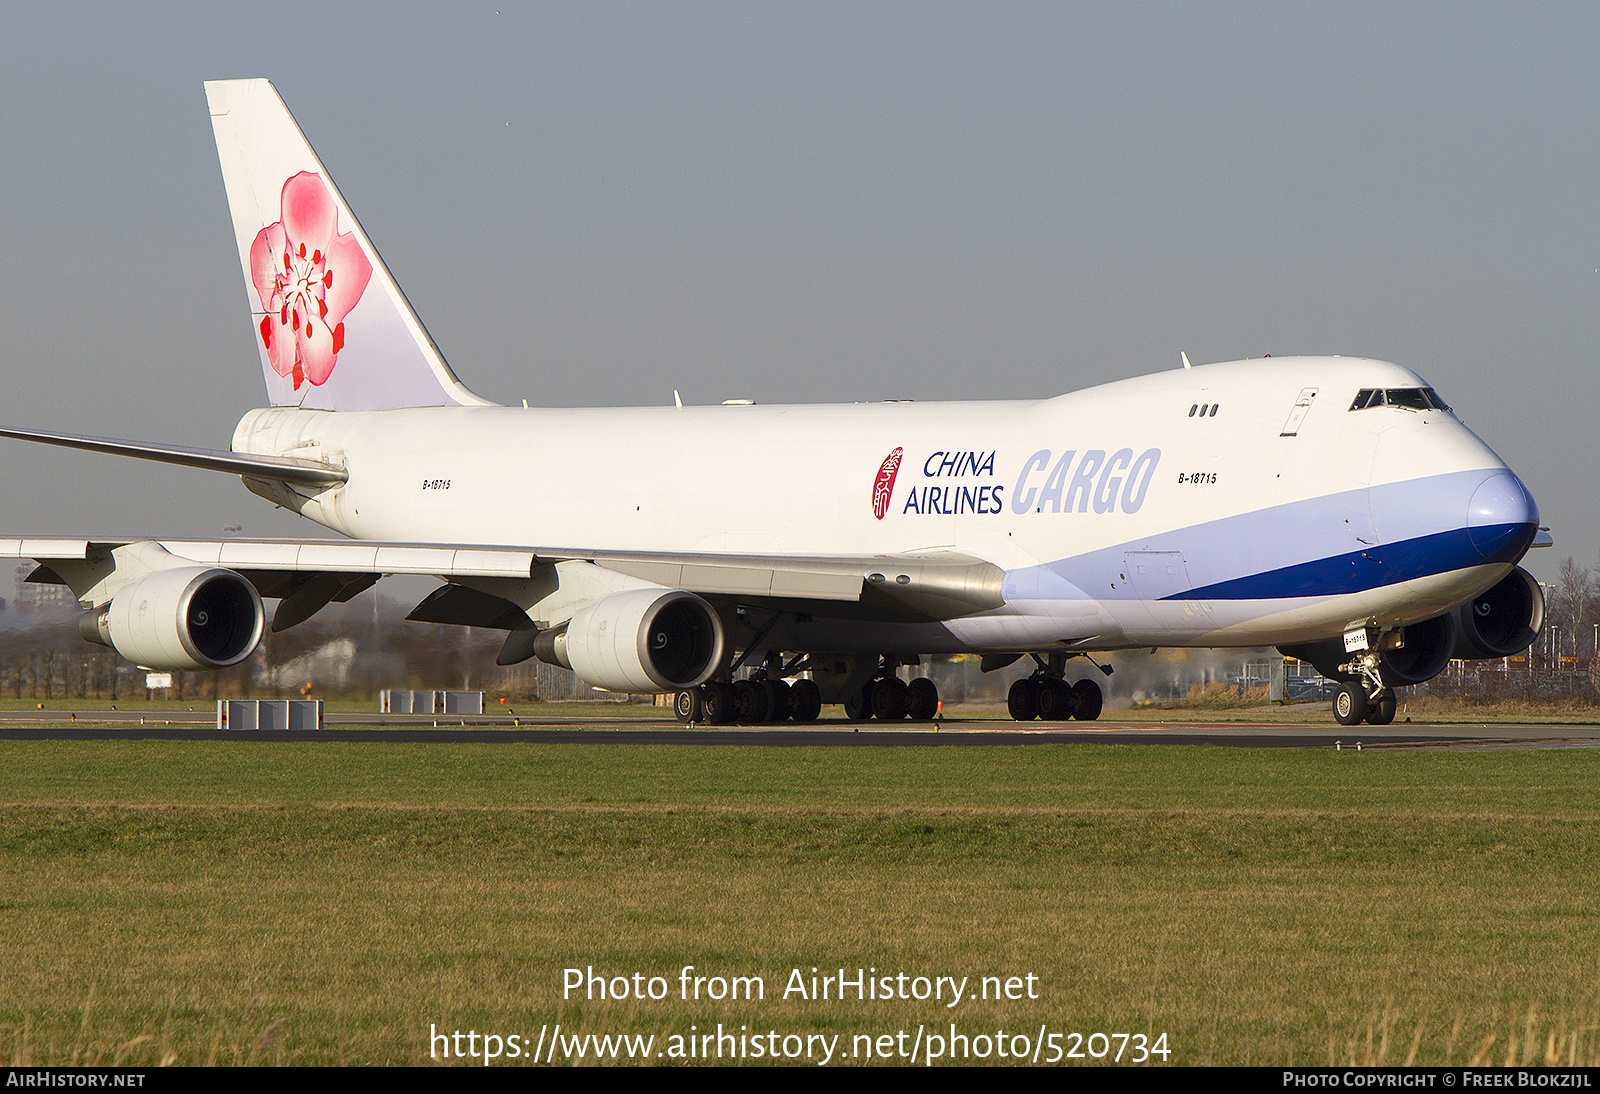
left=538, top=588, right=725, bottom=693
left=1278, top=612, right=1457, bottom=687
left=83, top=566, right=265, bottom=671
left=1377, top=612, right=1456, bottom=687
left=1451, top=566, right=1544, bottom=660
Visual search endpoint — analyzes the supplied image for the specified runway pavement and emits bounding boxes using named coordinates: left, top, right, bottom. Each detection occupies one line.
left=0, top=706, right=1596, bottom=749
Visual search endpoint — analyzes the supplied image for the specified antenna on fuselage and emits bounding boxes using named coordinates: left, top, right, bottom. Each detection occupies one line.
left=1180, top=351, right=1192, bottom=370
left=674, top=389, right=683, bottom=408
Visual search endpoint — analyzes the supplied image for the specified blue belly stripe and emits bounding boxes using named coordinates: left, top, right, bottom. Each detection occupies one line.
left=1172, top=521, right=1536, bottom=600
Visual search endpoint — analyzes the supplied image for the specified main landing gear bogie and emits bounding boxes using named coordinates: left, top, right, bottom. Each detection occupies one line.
left=676, top=653, right=944, bottom=726
left=676, top=677, right=823, bottom=726
left=845, top=673, right=943, bottom=723
left=1008, top=675, right=1103, bottom=722
left=1006, top=651, right=1109, bottom=722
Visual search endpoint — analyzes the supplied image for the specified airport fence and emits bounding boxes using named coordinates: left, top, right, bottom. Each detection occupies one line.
left=4, top=591, right=1598, bottom=707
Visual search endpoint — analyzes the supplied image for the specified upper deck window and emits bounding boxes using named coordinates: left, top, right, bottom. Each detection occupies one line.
left=1349, top=387, right=1451, bottom=413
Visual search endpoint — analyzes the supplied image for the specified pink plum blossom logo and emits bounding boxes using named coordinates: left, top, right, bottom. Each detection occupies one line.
left=872, top=447, right=903, bottom=520
left=249, top=172, right=373, bottom=390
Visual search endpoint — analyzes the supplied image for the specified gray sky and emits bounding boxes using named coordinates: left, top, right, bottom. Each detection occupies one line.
left=1, top=3, right=1595, bottom=585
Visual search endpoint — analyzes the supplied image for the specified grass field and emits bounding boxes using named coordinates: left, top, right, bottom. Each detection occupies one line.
left=1, top=739, right=1597, bottom=1066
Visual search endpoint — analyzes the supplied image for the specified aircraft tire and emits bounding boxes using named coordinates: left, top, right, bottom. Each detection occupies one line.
left=674, top=687, right=703, bottom=723
left=872, top=677, right=909, bottom=720
left=1036, top=679, right=1077, bottom=721
left=734, top=679, right=770, bottom=724
left=789, top=679, right=823, bottom=722
left=1333, top=683, right=1368, bottom=726
left=1008, top=679, right=1039, bottom=721
left=1072, top=679, right=1104, bottom=721
left=844, top=682, right=873, bottom=722
left=906, top=677, right=939, bottom=721
left=702, top=682, right=736, bottom=725
left=764, top=679, right=793, bottom=722
left=1366, top=692, right=1397, bottom=725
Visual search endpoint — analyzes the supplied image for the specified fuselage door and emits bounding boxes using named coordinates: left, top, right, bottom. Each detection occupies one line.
left=1123, top=550, right=1193, bottom=601
left=1279, top=388, right=1319, bottom=437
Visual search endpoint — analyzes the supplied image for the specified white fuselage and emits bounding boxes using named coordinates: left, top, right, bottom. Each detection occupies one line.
left=232, top=357, right=1537, bottom=655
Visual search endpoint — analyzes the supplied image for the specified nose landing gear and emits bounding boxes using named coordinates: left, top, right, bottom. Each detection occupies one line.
left=1333, top=681, right=1397, bottom=726
left=1332, top=646, right=1398, bottom=726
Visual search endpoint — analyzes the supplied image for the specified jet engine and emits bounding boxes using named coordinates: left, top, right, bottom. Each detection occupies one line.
left=81, top=566, right=265, bottom=671
left=1375, top=611, right=1456, bottom=687
left=1451, top=566, right=1544, bottom=660
left=535, top=588, right=725, bottom=693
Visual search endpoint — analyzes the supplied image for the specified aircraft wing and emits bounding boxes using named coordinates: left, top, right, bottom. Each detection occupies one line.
left=0, top=536, right=1006, bottom=627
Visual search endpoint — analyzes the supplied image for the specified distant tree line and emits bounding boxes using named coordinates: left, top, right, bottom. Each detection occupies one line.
left=0, top=594, right=578, bottom=702
left=2, top=565, right=1594, bottom=705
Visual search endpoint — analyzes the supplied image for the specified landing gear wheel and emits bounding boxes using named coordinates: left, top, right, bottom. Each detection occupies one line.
left=734, top=679, right=770, bottom=724
left=763, top=679, right=793, bottom=722
left=789, top=679, right=823, bottom=723
left=1071, top=678, right=1103, bottom=721
left=872, top=677, right=909, bottom=720
left=1366, top=692, right=1397, bottom=725
left=844, top=682, right=874, bottom=722
left=674, top=687, right=703, bottom=724
left=1036, top=679, right=1078, bottom=721
left=1333, top=683, right=1368, bottom=726
left=906, top=677, right=939, bottom=721
left=1007, top=678, right=1039, bottom=721
left=702, top=682, right=736, bottom=725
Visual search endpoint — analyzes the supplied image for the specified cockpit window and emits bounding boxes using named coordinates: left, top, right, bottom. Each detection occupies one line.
left=1349, top=387, right=1451, bottom=413
left=1385, top=388, right=1431, bottom=410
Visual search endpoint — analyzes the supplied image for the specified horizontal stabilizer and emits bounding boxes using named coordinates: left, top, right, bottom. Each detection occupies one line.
left=0, top=427, right=347, bottom=488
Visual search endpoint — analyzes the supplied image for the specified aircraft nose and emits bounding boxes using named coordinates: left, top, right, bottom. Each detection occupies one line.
left=1467, top=470, right=1539, bottom=561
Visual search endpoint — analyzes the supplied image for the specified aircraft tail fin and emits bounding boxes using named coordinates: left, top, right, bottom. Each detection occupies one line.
left=205, top=79, right=492, bottom=411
